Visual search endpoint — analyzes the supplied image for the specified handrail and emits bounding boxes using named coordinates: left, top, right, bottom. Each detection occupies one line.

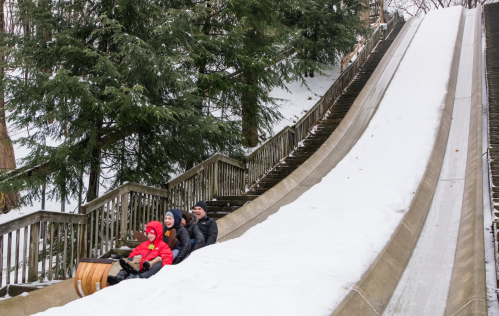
left=246, top=126, right=295, bottom=161
left=167, top=154, right=245, bottom=189
left=82, top=182, right=168, bottom=214
left=0, top=211, right=87, bottom=235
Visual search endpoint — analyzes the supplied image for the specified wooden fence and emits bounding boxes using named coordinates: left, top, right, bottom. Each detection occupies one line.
left=166, top=154, right=246, bottom=210
left=0, top=182, right=168, bottom=286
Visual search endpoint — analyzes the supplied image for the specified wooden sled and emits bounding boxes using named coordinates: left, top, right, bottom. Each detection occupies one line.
left=74, top=258, right=114, bottom=297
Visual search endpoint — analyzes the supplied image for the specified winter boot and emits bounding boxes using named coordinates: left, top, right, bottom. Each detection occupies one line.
left=107, top=269, right=129, bottom=286
left=119, top=257, right=141, bottom=274
left=143, top=256, right=162, bottom=272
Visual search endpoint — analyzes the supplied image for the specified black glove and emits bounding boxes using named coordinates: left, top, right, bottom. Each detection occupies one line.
left=143, top=261, right=151, bottom=271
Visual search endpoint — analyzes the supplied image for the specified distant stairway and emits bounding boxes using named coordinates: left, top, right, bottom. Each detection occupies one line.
left=207, top=21, right=406, bottom=219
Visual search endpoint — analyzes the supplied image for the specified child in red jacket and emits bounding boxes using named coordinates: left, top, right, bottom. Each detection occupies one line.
left=107, top=221, right=173, bottom=285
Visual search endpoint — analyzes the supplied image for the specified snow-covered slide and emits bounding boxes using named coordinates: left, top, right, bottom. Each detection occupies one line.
left=384, top=6, right=487, bottom=316
left=26, top=7, right=487, bottom=316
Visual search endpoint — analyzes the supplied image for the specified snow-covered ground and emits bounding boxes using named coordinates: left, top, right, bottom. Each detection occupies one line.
left=35, top=7, right=462, bottom=316
left=270, top=65, right=342, bottom=135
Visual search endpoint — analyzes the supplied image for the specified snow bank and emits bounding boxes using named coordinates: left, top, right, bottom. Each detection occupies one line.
left=37, top=7, right=462, bottom=316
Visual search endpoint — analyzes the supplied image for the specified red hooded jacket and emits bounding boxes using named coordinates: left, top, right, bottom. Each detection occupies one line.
left=128, top=221, right=173, bottom=270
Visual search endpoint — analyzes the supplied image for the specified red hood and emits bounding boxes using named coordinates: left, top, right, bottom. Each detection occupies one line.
left=145, top=221, right=164, bottom=245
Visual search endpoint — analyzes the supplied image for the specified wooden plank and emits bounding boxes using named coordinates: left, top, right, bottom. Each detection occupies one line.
left=94, top=208, right=99, bottom=257
left=99, top=207, right=104, bottom=255
left=70, top=224, right=74, bottom=277
left=115, top=196, right=121, bottom=247
left=28, top=223, right=40, bottom=282
left=63, top=224, right=68, bottom=279
left=120, top=193, right=128, bottom=241
left=7, top=232, right=11, bottom=284
left=22, top=227, right=28, bottom=283
left=89, top=212, right=93, bottom=258
left=41, top=222, right=47, bottom=281
left=15, top=229, right=20, bottom=283
left=105, top=201, right=110, bottom=253
left=111, top=198, right=115, bottom=248
left=55, top=224, right=60, bottom=279
left=76, top=224, right=81, bottom=266
left=132, top=192, right=137, bottom=235
left=49, top=223, right=53, bottom=281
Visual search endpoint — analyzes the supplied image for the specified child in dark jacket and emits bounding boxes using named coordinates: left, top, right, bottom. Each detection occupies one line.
left=107, top=221, right=173, bottom=285
left=163, top=209, right=191, bottom=264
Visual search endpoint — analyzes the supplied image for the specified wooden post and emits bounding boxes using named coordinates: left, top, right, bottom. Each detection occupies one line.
left=78, top=223, right=87, bottom=263
left=120, top=193, right=128, bottom=242
left=28, top=222, right=40, bottom=282
left=213, top=161, right=219, bottom=198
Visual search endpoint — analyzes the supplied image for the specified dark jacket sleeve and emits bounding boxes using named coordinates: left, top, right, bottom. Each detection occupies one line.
left=173, top=227, right=191, bottom=264
left=191, top=224, right=205, bottom=251
left=205, top=219, right=218, bottom=246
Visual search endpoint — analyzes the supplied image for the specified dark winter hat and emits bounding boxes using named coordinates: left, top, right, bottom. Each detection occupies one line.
left=169, top=209, right=183, bottom=228
left=194, top=201, right=208, bottom=213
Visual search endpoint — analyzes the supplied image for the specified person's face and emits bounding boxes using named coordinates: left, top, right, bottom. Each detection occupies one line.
left=164, top=215, right=175, bottom=228
left=181, top=218, right=186, bottom=227
left=193, top=206, right=206, bottom=219
left=147, top=232, right=156, bottom=242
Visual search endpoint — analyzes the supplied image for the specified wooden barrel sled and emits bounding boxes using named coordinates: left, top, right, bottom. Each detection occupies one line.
left=74, top=258, right=114, bottom=297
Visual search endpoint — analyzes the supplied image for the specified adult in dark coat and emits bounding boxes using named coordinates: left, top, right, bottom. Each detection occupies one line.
left=181, top=210, right=205, bottom=251
left=193, top=201, right=218, bottom=246
left=163, top=209, right=191, bottom=264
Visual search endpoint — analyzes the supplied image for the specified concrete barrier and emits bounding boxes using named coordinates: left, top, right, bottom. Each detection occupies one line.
left=330, top=8, right=466, bottom=316
left=0, top=279, right=78, bottom=316
left=444, top=6, right=488, bottom=315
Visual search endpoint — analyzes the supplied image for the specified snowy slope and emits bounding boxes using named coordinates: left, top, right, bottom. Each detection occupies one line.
left=37, top=7, right=462, bottom=316
left=270, top=65, right=342, bottom=135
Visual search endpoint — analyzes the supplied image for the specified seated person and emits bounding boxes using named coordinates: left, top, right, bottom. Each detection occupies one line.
left=163, top=209, right=191, bottom=264
left=181, top=210, right=205, bottom=252
left=107, top=220, right=172, bottom=285
left=193, top=201, right=218, bottom=246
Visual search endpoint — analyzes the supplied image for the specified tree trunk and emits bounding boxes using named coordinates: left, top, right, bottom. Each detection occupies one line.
left=87, top=121, right=102, bottom=202
left=241, top=71, right=259, bottom=147
left=0, top=0, right=19, bottom=213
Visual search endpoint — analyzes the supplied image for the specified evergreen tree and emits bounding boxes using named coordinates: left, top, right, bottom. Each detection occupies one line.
left=0, top=0, right=241, bottom=206
left=0, top=0, right=366, bottom=207
left=287, top=0, right=366, bottom=77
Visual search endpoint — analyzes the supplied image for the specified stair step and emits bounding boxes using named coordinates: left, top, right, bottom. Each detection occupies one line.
left=207, top=206, right=241, bottom=212
left=214, top=195, right=257, bottom=201
left=206, top=200, right=246, bottom=206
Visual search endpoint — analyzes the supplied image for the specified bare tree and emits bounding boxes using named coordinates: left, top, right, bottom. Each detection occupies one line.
left=386, top=0, right=497, bottom=16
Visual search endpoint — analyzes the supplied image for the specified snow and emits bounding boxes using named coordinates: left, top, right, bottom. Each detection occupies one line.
left=270, top=64, right=342, bottom=135
left=36, top=7, right=462, bottom=316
